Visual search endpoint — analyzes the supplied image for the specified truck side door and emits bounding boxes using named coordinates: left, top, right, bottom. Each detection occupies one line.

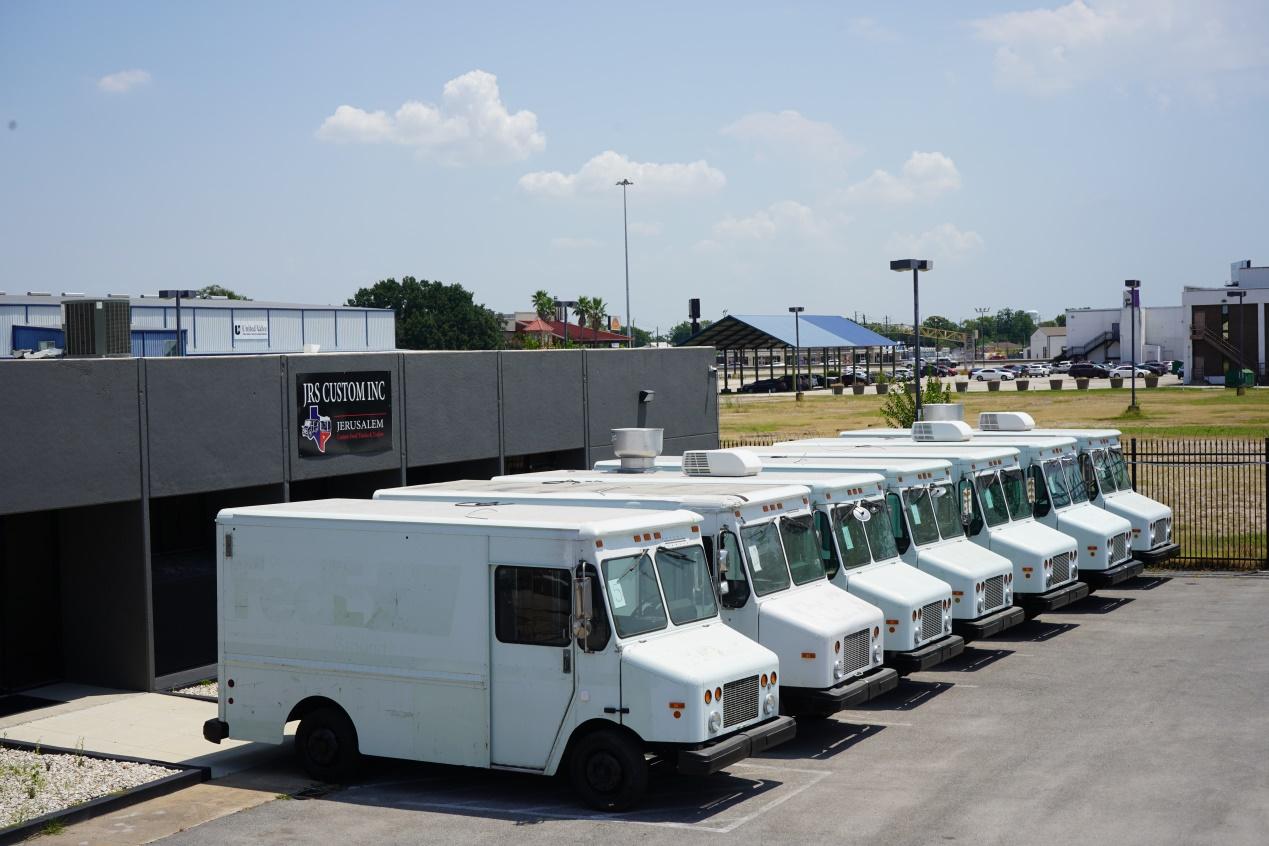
left=489, top=564, right=575, bottom=770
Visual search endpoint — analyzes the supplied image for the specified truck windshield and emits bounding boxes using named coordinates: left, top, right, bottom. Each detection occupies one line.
left=779, top=514, right=827, bottom=585
left=902, top=488, right=942, bottom=546
left=740, top=521, right=791, bottom=596
left=654, top=544, right=718, bottom=626
left=975, top=472, right=1011, bottom=528
left=601, top=552, right=667, bottom=638
left=1001, top=468, right=1033, bottom=520
left=1108, top=448, right=1133, bottom=491
left=1061, top=455, right=1089, bottom=503
left=1090, top=449, right=1119, bottom=493
left=860, top=499, right=899, bottom=560
left=831, top=505, right=874, bottom=571
left=930, top=483, right=964, bottom=539
left=1044, top=459, right=1073, bottom=509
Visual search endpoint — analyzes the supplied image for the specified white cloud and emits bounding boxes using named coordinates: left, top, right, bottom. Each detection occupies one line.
left=886, top=223, right=985, bottom=260
left=519, top=151, right=725, bottom=198
left=317, top=70, right=545, bottom=165
left=720, top=110, right=858, bottom=162
left=97, top=69, right=151, bottom=94
left=972, top=1, right=1267, bottom=97
left=629, top=221, right=662, bottom=236
left=846, top=152, right=961, bottom=205
left=550, top=236, right=601, bottom=249
left=707, top=201, right=844, bottom=247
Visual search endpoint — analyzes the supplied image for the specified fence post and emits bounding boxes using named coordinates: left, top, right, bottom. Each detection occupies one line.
left=1264, top=437, right=1268, bottom=570
left=1130, top=437, right=1138, bottom=489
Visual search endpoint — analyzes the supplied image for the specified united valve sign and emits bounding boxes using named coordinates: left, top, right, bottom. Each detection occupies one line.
left=297, top=371, right=392, bottom=457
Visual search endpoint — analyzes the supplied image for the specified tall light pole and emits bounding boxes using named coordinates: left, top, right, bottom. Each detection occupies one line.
left=1227, top=287, right=1247, bottom=396
left=789, top=306, right=805, bottom=400
left=974, top=306, right=992, bottom=366
left=617, top=178, right=634, bottom=348
left=1124, top=280, right=1141, bottom=410
left=159, top=288, right=197, bottom=355
left=891, top=260, right=933, bottom=421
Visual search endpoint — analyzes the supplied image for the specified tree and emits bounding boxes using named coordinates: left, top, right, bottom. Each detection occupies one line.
left=1054, top=313, right=1067, bottom=327
left=628, top=325, right=652, bottom=347
left=573, top=297, right=592, bottom=330
left=198, top=284, right=249, bottom=300
left=531, top=289, right=555, bottom=322
left=588, top=297, right=608, bottom=332
left=669, top=319, right=712, bottom=345
left=347, top=277, right=502, bottom=350
left=880, top=377, right=952, bottom=428
left=922, top=315, right=958, bottom=333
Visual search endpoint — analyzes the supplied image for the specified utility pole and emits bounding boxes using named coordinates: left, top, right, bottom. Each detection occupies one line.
left=617, top=178, right=634, bottom=348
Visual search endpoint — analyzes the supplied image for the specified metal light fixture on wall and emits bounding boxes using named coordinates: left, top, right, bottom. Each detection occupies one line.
left=789, top=306, right=805, bottom=400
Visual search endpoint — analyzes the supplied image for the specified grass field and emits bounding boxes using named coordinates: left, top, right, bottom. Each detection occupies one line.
left=720, top=386, right=1269, bottom=440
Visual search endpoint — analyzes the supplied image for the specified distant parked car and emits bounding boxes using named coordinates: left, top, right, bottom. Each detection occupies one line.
left=1141, top=361, right=1170, bottom=375
left=1026, top=363, right=1051, bottom=376
left=1110, top=364, right=1153, bottom=378
left=974, top=367, right=1015, bottom=381
left=840, top=370, right=872, bottom=385
left=1069, top=362, right=1112, bottom=379
left=1052, top=360, right=1072, bottom=373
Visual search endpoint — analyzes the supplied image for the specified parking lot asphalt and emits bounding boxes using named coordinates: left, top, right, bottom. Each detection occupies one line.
left=157, top=574, right=1269, bottom=846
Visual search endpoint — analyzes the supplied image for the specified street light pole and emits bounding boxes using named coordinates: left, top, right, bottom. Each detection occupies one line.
left=789, top=306, right=805, bottom=400
left=891, top=260, right=933, bottom=421
left=974, top=306, right=992, bottom=368
left=617, top=179, right=634, bottom=348
left=1125, top=280, right=1141, bottom=410
left=159, top=288, right=197, bottom=355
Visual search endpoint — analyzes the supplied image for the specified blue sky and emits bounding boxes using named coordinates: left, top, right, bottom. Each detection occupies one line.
left=2, top=1, right=1266, bottom=333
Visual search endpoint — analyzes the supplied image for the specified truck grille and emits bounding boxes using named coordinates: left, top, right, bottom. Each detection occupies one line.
left=722, top=675, right=759, bottom=728
left=1111, top=532, right=1130, bottom=564
left=1150, top=518, right=1172, bottom=548
left=1051, top=551, right=1072, bottom=584
left=842, top=630, right=870, bottom=675
left=920, top=600, right=943, bottom=640
left=984, top=575, right=1005, bottom=610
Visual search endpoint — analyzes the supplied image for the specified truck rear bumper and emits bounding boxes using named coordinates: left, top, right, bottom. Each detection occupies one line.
left=1014, top=580, right=1090, bottom=614
left=1081, top=559, right=1144, bottom=588
left=676, top=715, right=797, bottom=776
left=779, top=666, right=900, bottom=716
left=1134, top=542, right=1179, bottom=565
left=202, top=718, right=228, bottom=744
left=884, top=634, right=965, bottom=674
left=953, top=605, right=1026, bottom=642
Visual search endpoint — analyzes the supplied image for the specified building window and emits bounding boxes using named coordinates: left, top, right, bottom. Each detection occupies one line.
left=494, top=566, right=570, bottom=647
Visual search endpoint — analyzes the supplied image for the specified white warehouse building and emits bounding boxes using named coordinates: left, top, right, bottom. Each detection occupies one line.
left=1063, top=300, right=1187, bottom=366
left=0, top=293, right=396, bottom=358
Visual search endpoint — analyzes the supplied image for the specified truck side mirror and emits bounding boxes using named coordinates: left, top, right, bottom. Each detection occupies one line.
left=573, top=575, right=593, bottom=640
left=960, top=483, right=973, bottom=524
left=1026, top=475, right=1036, bottom=504
left=717, top=548, right=730, bottom=594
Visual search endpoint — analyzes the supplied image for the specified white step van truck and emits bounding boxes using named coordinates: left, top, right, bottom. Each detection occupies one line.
left=836, top=422, right=1141, bottom=588
left=767, top=439, right=1090, bottom=615
left=590, top=452, right=1013, bottom=651
left=202, top=498, right=795, bottom=810
left=972, top=413, right=1179, bottom=564
left=375, top=478, right=899, bottom=714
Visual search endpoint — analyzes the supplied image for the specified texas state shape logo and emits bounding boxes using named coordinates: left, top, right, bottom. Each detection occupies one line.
left=301, top=404, right=333, bottom=453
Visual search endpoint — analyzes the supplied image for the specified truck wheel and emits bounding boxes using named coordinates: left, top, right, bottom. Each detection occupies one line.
left=568, top=729, right=648, bottom=811
left=296, top=706, right=361, bottom=782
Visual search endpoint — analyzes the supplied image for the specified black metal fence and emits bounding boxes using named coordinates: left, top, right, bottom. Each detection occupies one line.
left=1128, top=438, right=1268, bottom=571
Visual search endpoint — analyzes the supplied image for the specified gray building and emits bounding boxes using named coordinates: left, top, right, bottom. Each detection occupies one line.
left=0, top=348, right=719, bottom=694
left=1, top=293, right=395, bottom=358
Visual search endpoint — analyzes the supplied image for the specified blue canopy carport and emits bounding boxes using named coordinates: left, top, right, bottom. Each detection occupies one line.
left=677, top=314, right=898, bottom=391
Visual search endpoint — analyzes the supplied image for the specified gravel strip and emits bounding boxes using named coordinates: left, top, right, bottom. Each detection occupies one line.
left=173, top=681, right=218, bottom=698
left=1, top=747, right=178, bottom=829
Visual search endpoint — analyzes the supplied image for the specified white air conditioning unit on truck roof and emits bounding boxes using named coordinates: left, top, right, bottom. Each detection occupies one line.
left=682, top=449, right=763, bottom=477
left=979, top=412, right=1035, bottom=431
left=911, top=420, right=973, bottom=442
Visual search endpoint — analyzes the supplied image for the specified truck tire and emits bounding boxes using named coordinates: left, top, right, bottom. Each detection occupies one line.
left=296, top=706, right=361, bottom=782
left=568, top=729, right=648, bottom=811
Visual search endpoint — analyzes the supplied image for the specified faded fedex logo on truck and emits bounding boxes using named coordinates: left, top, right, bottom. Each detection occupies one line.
left=296, top=371, right=392, bottom=458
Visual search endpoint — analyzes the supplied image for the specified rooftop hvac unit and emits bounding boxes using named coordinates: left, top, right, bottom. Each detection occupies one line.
left=912, top=420, right=973, bottom=442
left=681, top=449, right=762, bottom=477
left=612, top=427, right=664, bottom=471
left=978, top=412, right=1035, bottom=432
left=65, top=299, right=131, bottom=357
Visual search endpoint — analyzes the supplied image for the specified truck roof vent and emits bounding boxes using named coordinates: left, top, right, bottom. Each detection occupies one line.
left=912, top=420, right=973, bottom=442
left=682, top=449, right=762, bottom=477
left=612, top=428, right=664, bottom=472
left=979, top=411, right=1035, bottom=431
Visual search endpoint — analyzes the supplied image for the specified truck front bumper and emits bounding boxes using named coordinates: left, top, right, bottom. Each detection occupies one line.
left=676, top=715, right=797, bottom=776
left=779, top=666, right=900, bottom=716
left=953, top=605, right=1026, bottom=642
left=1014, top=580, right=1090, bottom=614
left=202, top=718, right=228, bottom=744
left=1081, top=559, right=1144, bottom=588
left=884, top=634, right=965, bottom=674
left=1134, top=542, right=1180, bottom=565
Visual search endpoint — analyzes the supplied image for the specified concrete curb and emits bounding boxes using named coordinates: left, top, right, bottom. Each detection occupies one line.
left=0, top=739, right=208, bottom=845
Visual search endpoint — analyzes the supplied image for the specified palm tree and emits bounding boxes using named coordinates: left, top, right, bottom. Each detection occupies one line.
left=573, top=297, right=593, bottom=335
left=588, top=297, right=608, bottom=333
left=531, top=289, right=555, bottom=322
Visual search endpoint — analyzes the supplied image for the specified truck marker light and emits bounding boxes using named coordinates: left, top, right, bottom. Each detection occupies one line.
left=913, top=609, right=920, bottom=620
left=763, top=505, right=770, bottom=512
left=1006, top=573, right=1012, bottom=583
left=770, top=671, right=776, bottom=685
left=705, top=689, right=712, bottom=704
left=595, top=540, right=604, bottom=548
left=825, top=493, right=832, bottom=500
left=761, top=673, right=769, bottom=687
left=734, top=510, right=742, bottom=517
left=653, top=532, right=662, bottom=540
left=669, top=701, right=686, bottom=709
left=886, top=619, right=899, bottom=625
left=643, top=533, right=652, bottom=541
left=944, top=599, right=951, bottom=610
left=715, top=687, right=722, bottom=700
left=834, top=640, right=841, bottom=653
left=673, top=711, right=681, bottom=719
left=952, top=590, right=964, bottom=596
left=691, top=526, right=700, bottom=533
left=632, top=535, right=641, bottom=542
left=802, top=497, right=809, bottom=504
left=1087, top=546, right=1097, bottom=552
left=873, top=627, right=880, bottom=638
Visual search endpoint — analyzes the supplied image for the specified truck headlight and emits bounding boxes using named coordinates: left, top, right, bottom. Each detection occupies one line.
left=763, top=693, right=776, bottom=716
left=708, top=711, right=722, bottom=733
left=833, top=659, right=846, bottom=680
left=1071, top=563, right=1078, bottom=578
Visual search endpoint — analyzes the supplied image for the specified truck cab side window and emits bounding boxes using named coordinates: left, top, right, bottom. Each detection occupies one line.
left=886, top=492, right=911, bottom=554
left=578, top=563, right=611, bottom=652
left=494, top=566, right=570, bottom=647
left=814, top=510, right=840, bottom=578
left=717, top=530, right=751, bottom=608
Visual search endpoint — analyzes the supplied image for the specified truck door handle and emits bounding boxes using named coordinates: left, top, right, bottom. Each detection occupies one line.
left=562, top=649, right=571, bottom=674
left=603, top=707, right=630, bottom=714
